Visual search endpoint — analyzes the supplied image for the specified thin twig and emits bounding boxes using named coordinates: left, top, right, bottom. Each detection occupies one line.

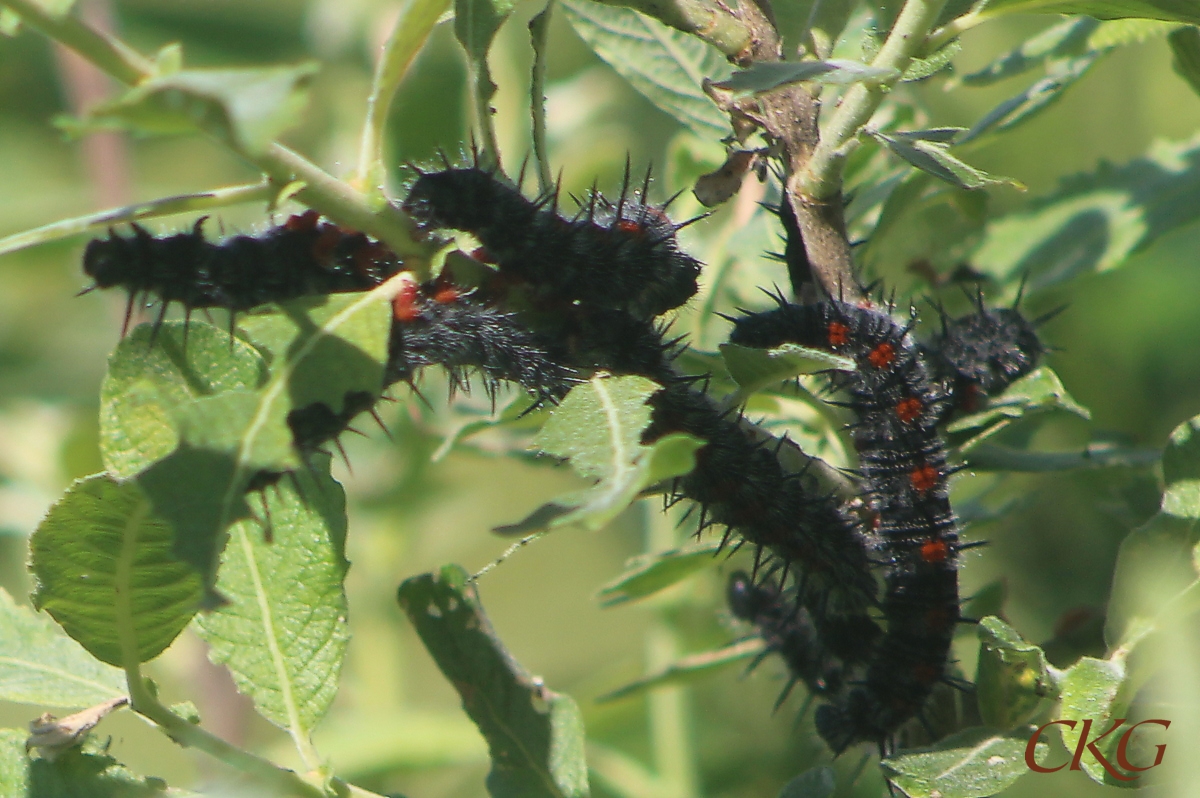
left=529, top=0, right=555, bottom=194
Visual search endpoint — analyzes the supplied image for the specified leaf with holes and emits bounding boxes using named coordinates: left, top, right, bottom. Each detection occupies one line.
left=194, top=461, right=349, bottom=746
left=976, top=616, right=1059, bottom=729
left=29, top=474, right=204, bottom=667
left=399, top=565, right=589, bottom=798
left=0, top=728, right=174, bottom=797
left=559, top=0, right=731, bottom=139
left=0, top=587, right=125, bottom=709
left=494, top=376, right=702, bottom=535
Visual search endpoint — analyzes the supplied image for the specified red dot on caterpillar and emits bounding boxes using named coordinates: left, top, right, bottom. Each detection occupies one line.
left=868, top=342, right=895, bottom=368
left=920, top=537, right=949, bottom=563
left=433, top=284, right=461, bottom=304
left=895, top=397, right=923, bottom=423
left=827, top=321, right=849, bottom=346
left=393, top=281, right=421, bottom=323
left=910, top=464, right=939, bottom=493
left=285, top=209, right=321, bottom=231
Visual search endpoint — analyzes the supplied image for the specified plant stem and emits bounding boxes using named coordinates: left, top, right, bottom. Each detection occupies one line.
left=1, top=0, right=433, bottom=272
left=124, top=665, right=328, bottom=798
left=798, top=0, right=951, bottom=200
left=529, top=0, right=555, bottom=194
left=925, top=8, right=985, bottom=54
left=0, top=182, right=274, bottom=256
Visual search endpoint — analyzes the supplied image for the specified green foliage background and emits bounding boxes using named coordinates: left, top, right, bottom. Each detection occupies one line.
left=2, top=0, right=1200, bottom=796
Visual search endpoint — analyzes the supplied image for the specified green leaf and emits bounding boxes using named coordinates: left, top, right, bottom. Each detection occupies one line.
left=29, top=475, right=204, bottom=668
left=720, top=342, right=855, bottom=397
left=977, top=0, right=1200, bottom=25
left=0, top=9, right=21, bottom=37
left=100, top=321, right=266, bottom=479
left=595, top=639, right=763, bottom=702
left=1057, top=656, right=1128, bottom=785
left=871, top=130, right=1023, bottom=191
left=1169, top=26, right=1200, bottom=99
left=972, top=135, right=1200, bottom=290
left=714, top=60, right=898, bottom=93
left=454, top=0, right=516, bottom=63
left=960, top=52, right=1102, bottom=145
left=597, top=541, right=721, bottom=607
left=947, top=367, right=1091, bottom=448
left=958, top=17, right=1098, bottom=86
left=882, top=726, right=1044, bottom=798
left=976, top=617, right=1058, bottom=729
left=194, top=464, right=348, bottom=748
left=134, top=291, right=391, bottom=600
left=494, top=376, right=702, bottom=535
left=0, top=588, right=125, bottom=709
left=71, top=64, right=320, bottom=154
left=398, top=565, right=590, bottom=798
left=559, top=0, right=732, bottom=140
left=0, top=729, right=174, bottom=797
left=777, top=766, right=835, bottom=798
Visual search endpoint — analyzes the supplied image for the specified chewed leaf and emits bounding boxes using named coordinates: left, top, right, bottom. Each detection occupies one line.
left=595, top=639, right=763, bottom=703
left=66, top=63, right=320, bottom=154
left=494, top=376, right=702, bottom=535
left=882, top=726, right=1044, bottom=798
left=597, top=541, right=722, bottom=607
left=976, top=616, right=1059, bottom=729
left=29, top=474, right=204, bottom=667
left=559, top=0, right=731, bottom=139
left=0, top=587, right=125, bottom=709
left=398, top=565, right=589, bottom=798
left=195, top=463, right=349, bottom=743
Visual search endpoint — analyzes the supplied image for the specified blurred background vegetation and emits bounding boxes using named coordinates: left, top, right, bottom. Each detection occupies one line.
left=2, top=0, right=1200, bottom=795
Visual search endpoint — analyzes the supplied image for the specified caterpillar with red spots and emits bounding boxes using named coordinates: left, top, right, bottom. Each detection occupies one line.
left=729, top=298, right=966, bottom=752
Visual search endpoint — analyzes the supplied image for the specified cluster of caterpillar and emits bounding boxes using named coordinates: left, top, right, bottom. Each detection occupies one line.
left=724, top=196, right=1047, bottom=752
left=78, top=163, right=1049, bottom=770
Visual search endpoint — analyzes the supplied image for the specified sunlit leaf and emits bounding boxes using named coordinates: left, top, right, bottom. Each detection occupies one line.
left=29, top=475, right=204, bottom=667
left=976, top=616, right=1058, bottom=729
left=1057, top=657, right=1128, bottom=785
left=194, top=464, right=349, bottom=743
